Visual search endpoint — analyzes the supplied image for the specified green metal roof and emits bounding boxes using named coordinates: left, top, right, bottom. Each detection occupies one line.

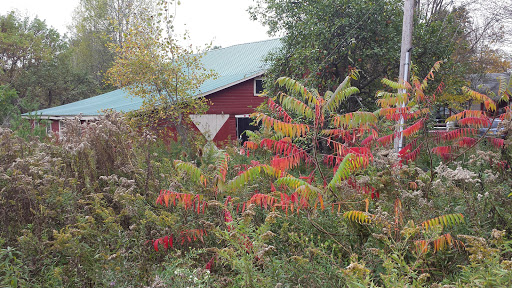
left=26, top=38, right=282, bottom=118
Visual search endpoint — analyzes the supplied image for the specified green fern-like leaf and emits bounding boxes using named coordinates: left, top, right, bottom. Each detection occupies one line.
left=324, top=73, right=356, bottom=102
left=327, top=154, right=365, bottom=189
left=276, top=76, right=318, bottom=104
left=224, top=165, right=282, bottom=192
left=381, top=78, right=411, bottom=90
left=376, top=91, right=409, bottom=108
left=174, top=160, right=206, bottom=186
left=421, top=213, right=464, bottom=231
left=274, top=176, right=320, bottom=198
left=279, top=93, right=314, bottom=119
left=324, top=86, right=360, bottom=113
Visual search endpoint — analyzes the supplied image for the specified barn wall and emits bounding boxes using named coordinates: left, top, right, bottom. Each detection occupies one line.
left=51, top=120, right=60, bottom=134
left=204, top=78, right=265, bottom=144
left=32, top=79, right=265, bottom=146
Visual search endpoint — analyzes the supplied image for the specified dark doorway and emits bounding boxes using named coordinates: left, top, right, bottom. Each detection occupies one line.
left=236, top=116, right=259, bottom=144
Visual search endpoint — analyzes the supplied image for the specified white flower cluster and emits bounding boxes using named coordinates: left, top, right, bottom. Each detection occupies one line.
left=476, top=192, right=489, bottom=201
left=400, top=189, right=423, bottom=200
left=483, top=169, right=499, bottom=183
left=467, top=150, right=501, bottom=167
left=434, top=163, right=480, bottom=185
left=373, top=149, right=400, bottom=168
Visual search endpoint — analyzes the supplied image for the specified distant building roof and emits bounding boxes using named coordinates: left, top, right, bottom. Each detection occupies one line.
left=470, top=73, right=511, bottom=100
left=25, top=38, right=282, bottom=119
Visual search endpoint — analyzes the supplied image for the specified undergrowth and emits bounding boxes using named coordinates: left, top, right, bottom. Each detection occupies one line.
left=1, top=71, right=512, bottom=287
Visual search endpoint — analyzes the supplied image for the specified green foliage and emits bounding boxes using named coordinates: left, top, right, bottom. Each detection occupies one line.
left=174, top=159, right=207, bottom=186
left=248, top=0, right=495, bottom=112
left=328, top=154, right=367, bottom=189
left=0, top=112, right=181, bottom=286
left=0, top=86, right=18, bottom=127
left=0, top=86, right=52, bottom=140
left=106, top=1, right=214, bottom=144
left=225, top=165, right=281, bottom=193
left=0, top=243, right=30, bottom=287
left=454, top=232, right=512, bottom=287
left=2, top=61, right=512, bottom=287
left=249, top=0, right=404, bottom=106
left=0, top=11, right=98, bottom=119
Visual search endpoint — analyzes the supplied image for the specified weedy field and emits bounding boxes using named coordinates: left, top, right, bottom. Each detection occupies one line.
left=2, top=70, right=512, bottom=287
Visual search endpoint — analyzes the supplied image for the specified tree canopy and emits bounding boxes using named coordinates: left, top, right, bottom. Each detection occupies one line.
left=249, top=0, right=403, bottom=111
left=69, top=0, right=155, bottom=91
left=249, top=0, right=510, bottom=112
left=0, top=12, right=97, bottom=125
left=106, top=0, right=215, bottom=143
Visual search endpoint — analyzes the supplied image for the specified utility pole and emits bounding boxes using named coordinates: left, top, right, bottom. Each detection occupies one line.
left=394, top=0, right=414, bottom=152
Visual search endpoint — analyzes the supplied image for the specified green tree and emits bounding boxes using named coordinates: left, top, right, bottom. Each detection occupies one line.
left=0, top=85, right=19, bottom=126
left=21, top=46, right=98, bottom=107
left=0, top=12, right=59, bottom=94
left=249, top=0, right=504, bottom=112
left=106, top=0, right=214, bottom=144
left=249, top=0, right=404, bottom=111
left=70, top=0, right=155, bottom=90
left=0, top=12, right=97, bottom=120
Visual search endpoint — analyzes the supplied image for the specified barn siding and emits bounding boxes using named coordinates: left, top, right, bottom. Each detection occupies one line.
left=51, top=120, right=60, bottom=134
left=204, top=78, right=265, bottom=144
left=46, top=79, right=265, bottom=145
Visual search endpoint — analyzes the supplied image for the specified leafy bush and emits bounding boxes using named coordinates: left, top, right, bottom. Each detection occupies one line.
left=2, top=72, right=512, bottom=287
left=0, top=112, right=192, bottom=286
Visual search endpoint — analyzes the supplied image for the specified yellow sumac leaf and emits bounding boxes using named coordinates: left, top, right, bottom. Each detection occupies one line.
left=343, top=210, right=372, bottom=224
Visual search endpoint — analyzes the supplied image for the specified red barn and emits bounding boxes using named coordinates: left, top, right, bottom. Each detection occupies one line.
left=24, top=39, right=282, bottom=145
left=200, top=78, right=267, bottom=144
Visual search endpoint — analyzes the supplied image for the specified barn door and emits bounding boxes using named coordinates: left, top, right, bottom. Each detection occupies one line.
left=236, top=114, right=259, bottom=144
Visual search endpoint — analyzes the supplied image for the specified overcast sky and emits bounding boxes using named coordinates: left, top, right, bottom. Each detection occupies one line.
left=0, top=0, right=275, bottom=49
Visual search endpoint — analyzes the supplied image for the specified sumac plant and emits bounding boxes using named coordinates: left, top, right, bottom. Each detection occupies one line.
left=147, top=71, right=381, bottom=268
left=147, top=66, right=511, bottom=285
left=149, top=151, right=282, bottom=253
left=247, top=70, right=378, bottom=196
left=374, top=62, right=511, bottom=169
left=149, top=147, right=367, bottom=249
left=344, top=198, right=466, bottom=255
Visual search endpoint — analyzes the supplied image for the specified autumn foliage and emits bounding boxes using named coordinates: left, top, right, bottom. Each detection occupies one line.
left=2, top=67, right=512, bottom=287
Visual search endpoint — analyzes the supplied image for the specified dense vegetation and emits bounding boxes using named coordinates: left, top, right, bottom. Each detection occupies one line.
left=1, top=68, right=512, bottom=287
left=0, top=0, right=155, bottom=128
left=249, top=0, right=512, bottom=111
left=2, top=0, right=512, bottom=287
